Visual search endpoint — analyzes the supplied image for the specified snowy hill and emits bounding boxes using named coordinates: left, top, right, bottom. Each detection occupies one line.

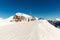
left=0, top=12, right=60, bottom=40
left=0, top=20, right=60, bottom=40
left=5, top=12, right=38, bottom=22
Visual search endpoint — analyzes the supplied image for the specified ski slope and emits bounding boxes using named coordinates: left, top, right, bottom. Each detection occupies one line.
left=0, top=20, right=60, bottom=40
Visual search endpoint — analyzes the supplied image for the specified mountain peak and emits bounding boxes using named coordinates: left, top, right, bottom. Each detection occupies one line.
left=16, top=12, right=23, bottom=16
left=16, top=12, right=31, bottom=17
left=6, top=12, right=38, bottom=22
left=55, top=18, right=60, bottom=21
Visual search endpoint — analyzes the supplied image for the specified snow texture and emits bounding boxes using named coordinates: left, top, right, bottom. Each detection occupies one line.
left=0, top=13, right=60, bottom=40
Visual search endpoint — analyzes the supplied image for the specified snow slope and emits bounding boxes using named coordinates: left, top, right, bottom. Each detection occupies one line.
left=0, top=13, right=60, bottom=40
left=0, top=21, right=38, bottom=40
left=0, top=20, right=60, bottom=40
left=5, top=12, right=38, bottom=22
left=38, top=20, right=60, bottom=40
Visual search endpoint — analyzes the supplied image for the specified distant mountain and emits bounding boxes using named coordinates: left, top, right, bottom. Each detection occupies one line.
left=48, top=19, right=60, bottom=28
left=55, top=18, right=60, bottom=21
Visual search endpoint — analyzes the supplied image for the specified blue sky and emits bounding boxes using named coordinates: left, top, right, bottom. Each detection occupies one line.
left=0, top=0, right=60, bottom=19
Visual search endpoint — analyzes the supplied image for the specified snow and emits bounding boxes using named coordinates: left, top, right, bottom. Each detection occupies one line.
left=38, top=20, right=60, bottom=40
left=0, top=19, right=60, bottom=40
left=16, top=12, right=38, bottom=20
left=16, top=12, right=31, bottom=17
left=55, top=18, right=60, bottom=21
left=0, top=21, right=38, bottom=40
left=6, top=16, right=13, bottom=20
left=0, top=13, right=60, bottom=40
left=4, top=12, right=38, bottom=22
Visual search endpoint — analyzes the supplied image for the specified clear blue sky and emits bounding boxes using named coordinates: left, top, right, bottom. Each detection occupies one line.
left=0, top=0, right=60, bottom=19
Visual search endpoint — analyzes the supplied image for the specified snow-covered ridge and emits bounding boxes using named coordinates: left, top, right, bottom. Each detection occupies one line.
left=15, top=12, right=38, bottom=20
left=0, top=12, right=60, bottom=40
left=0, top=12, right=38, bottom=26
left=5, top=12, right=38, bottom=22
